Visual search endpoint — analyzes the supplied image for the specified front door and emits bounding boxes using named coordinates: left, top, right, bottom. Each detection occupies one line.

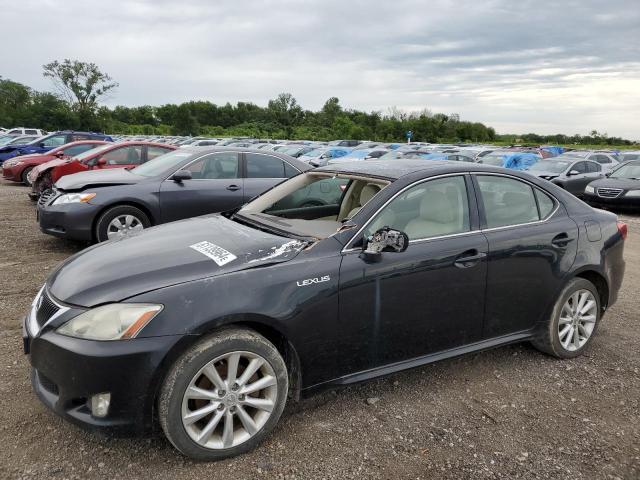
left=159, top=151, right=243, bottom=222
left=338, top=175, right=488, bottom=372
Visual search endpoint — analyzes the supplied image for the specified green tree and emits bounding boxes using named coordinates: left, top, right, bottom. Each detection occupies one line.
left=42, top=59, right=118, bottom=128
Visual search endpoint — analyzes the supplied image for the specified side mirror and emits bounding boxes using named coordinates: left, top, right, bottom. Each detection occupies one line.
left=97, top=157, right=107, bottom=166
left=360, top=227, right=409, bottom=263
left=54, top=151, right=65, bottom=158
left=171, top=170, right=192, bottom=182
left=39, top=142, right=46, bottom=148
left=605, top=172, right=611, bottom=177
left=568, top=170, right=580, bottom=176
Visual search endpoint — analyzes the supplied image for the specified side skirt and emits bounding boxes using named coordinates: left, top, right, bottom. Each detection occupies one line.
left=301, top=331, right=533, bottom=396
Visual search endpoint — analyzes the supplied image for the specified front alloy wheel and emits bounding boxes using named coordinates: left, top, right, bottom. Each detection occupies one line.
left=159, top=328, right=288, bottom=461
left=181, top=351, right=277, bottom=449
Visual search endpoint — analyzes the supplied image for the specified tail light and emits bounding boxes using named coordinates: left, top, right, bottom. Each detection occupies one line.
left=617, top=221, right=628, bottom=240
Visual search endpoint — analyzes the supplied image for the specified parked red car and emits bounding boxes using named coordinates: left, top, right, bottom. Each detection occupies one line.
left=2, top=141, right=108, bottom=185
left=29, top=142, right=177, bottom=197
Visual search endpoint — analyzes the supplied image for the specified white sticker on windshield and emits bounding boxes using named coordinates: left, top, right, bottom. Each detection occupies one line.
left=190, top=241, right=237, bottom=266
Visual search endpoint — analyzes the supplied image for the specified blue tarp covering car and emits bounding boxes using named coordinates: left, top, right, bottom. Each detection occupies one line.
left=503, top=152, right=540, bottom=170
left=541, top=146, right=564, bottom=157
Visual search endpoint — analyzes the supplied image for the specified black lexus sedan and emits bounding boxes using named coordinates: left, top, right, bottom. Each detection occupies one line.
left=583, top=160, right=640, bottom=210
left=36, top=147, right=310, bottom=242
left=24, top=160, right=626, bottom=461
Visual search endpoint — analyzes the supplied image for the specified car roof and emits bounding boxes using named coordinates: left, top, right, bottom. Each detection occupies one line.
left=315, top=159, right=507, bottom=180
left=178, top=146, right=311, bottom=171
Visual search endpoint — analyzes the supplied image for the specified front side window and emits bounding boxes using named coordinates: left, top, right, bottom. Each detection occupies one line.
left=364, top=176, right=470, bottom=241
left=586, top=162, right=601, bottom=173
left=185, top=152, right=239, bottom=179
left=246, top=153, right=286, bottom=178
left=101, top=146, right=143, bottom=165
left=476, top=175, right=539, bottom=228
left=571, top=162, right=588, bottom=174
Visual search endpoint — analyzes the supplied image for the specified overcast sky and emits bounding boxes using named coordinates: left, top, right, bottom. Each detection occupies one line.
left=3, top=0, right=639, bottom=138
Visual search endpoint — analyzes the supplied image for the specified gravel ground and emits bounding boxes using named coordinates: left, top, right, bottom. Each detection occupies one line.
left=0, top=178, right=638, bottom=480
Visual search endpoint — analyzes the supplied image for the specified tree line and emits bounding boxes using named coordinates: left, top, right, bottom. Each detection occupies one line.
left=0, top=60, right=636, bottom=146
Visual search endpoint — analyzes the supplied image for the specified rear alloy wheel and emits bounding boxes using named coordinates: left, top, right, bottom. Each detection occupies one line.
left=532, top=278, right=601, bottom=358
left=95, top=205, right=150, bottom=242
left=21, top=166, right=34, bottom=186
left=159, top=328, right=288, bottom=461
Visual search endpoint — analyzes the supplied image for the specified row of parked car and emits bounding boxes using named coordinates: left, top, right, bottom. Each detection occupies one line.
left=0, top=129, right=639, bottom=244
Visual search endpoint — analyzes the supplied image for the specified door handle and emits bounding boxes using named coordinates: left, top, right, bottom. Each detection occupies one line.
left=551, top=232, right=574, bottom=247
left=226, top=185, right=241, bottom=191
left=454, top=249, right=487, bottom=268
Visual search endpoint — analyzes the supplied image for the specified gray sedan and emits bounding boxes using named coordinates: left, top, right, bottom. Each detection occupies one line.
left=36, top=147, right=310, bottom=242
left=527, top=158, right=605, bottom=197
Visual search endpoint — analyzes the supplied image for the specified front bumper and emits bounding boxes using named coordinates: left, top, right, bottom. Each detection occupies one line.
left=583, top=192, right=640, bottom=210
left=37, top=201, right=98, bottom=241
left=1, top=164, right=23, bottom=182
left=24, top=314, right=185, bottom=435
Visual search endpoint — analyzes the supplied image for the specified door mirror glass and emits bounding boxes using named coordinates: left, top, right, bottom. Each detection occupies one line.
left=360, top=227, right=409, bottom=262
left=171, top=170, right=192, bottom=182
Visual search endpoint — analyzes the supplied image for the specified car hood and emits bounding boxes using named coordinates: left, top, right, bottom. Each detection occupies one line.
left=56, top=168, right=142, bottom=190
left=48, top=214, right=307, bottom=307
left=589, top=177, right=640, bottom=190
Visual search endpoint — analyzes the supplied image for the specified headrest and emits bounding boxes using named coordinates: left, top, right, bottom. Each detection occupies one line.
left=419, top=191, right=455, bottom=223
left=360, top=184, right=381, bottom=205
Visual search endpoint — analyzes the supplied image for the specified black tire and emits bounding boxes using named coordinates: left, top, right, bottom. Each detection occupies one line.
left=158, top=328, right=289, bottom=461
left=21, top=166, right=34, bottom=186
left=94, top=205, right=150, bottom=242
left=531, top=278, right=601, bottom=359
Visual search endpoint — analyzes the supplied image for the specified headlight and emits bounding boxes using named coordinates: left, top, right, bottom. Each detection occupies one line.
left=585, top=185, right=595, bottom=194
left=625, top=190, right=640, bottom=197
left=52, top=192, right=96, bottom=205
left=57, top=303, right=163, bottom=340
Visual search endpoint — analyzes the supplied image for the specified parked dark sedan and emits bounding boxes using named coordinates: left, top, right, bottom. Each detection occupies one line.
left=583, top=160, right=640, bottom=209
left=37, top=147, right=309, bottom=242
left=527, top=158, right=605, bottom=196
left=24, top=160, right=626, bottom=460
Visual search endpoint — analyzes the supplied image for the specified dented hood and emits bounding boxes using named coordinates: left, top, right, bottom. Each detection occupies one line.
left=48, top=214, right=306, bottom=307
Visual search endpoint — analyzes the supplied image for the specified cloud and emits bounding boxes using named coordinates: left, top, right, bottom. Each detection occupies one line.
left=1, top=0, right=639, bottom=138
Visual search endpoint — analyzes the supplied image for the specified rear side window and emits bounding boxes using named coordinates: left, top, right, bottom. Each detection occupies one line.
left=25, top=129, right=38, bottom=134
left=246, top=153, right=286, bottom=178
left=535, top=189, right=555, bottom=219
left=476, top=176, right=539, bottom=228
left=42, top=135, right=67, bottom=147
left=592, top=154, right=611, bottom=164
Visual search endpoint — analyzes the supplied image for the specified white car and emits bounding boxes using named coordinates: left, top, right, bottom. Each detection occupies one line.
left=4, top=127, right=45, bottom=136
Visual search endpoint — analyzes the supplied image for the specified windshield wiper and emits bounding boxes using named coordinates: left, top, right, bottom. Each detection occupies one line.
left=232, top=213, right=315, bottom=242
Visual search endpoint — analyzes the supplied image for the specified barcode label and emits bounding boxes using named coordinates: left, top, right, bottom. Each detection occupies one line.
left=189, top=241, right=237, bottom=266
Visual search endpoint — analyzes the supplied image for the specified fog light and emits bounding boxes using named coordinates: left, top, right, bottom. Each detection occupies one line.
left=90, top=393, right=111, bottom=418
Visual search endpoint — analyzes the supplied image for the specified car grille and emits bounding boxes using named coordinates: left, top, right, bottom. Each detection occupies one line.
left=38, top=188, right=58, bottom=207
left=35, top=290, right=60, bottom=329
left=596, top=188, right=623, bottom=199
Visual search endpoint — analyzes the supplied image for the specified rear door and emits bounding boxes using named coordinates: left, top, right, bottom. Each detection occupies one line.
left=242, top=153, right=300, bottom=202
left=159, top=151, right=243, bottom=222
left=473, top=174, right=578, bottom=339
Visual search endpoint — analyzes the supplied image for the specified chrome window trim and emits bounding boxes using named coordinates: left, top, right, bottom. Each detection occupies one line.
left=341, top=173, right=472, bottom=253
left=27, top=286, right=70, bottom=337
left=341, top=171, right=561, bottom=254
